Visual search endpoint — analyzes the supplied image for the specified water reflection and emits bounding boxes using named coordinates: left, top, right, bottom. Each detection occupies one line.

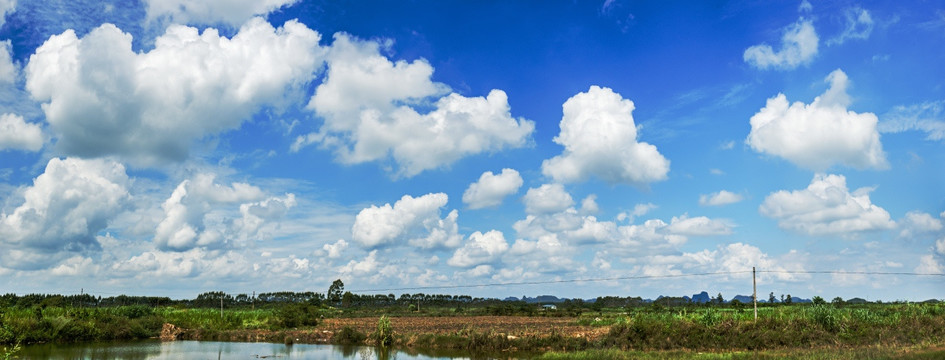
left=18, top=340, right=452, bottom=360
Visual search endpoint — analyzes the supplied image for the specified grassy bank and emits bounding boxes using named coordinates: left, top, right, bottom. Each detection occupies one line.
left=2, top=302, right=944, bottom=356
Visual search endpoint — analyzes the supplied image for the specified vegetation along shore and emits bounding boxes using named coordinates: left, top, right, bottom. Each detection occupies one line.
left=2, top=287, right=944, bottom=359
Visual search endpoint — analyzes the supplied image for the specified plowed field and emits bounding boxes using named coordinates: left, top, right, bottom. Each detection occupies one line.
left=321, top=316, right=608, bottom=340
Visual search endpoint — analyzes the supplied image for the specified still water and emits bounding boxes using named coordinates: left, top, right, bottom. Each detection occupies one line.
left=17, top=340, right=472, bottom=359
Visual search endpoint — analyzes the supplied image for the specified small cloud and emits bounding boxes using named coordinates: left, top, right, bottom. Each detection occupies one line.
left=798, top=0, right=813, bottom=13
left=719, top=140, right=735, bottom=150
left=828, top=7, right=874, bottom=46
left=709, top=168, right=725, bottom=176
left=744, top=18, right=818, bottom=70
left=699, top=190, right=744, bottom=206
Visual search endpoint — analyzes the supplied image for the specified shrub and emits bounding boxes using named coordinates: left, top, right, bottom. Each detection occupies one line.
left=375, top=315, right=393, bottom=347
left=278, top=303, right=319, bottom=328
left=334, top=326, right=366, bottom=344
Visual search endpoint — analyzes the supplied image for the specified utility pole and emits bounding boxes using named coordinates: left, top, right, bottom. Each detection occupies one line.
left=220, top=295, right=224, bottom=320
left=752, top=267, right=758, bottom=321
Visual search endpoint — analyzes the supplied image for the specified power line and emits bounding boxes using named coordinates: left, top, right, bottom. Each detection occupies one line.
left=349, top=269, right=945, bottom=294
left=758, top=270, right=945, bottom=277
left=349, top=271, right=752, bottom=293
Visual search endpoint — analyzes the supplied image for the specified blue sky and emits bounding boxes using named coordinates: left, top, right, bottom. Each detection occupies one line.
left=0, top=0, right=943, bottom=301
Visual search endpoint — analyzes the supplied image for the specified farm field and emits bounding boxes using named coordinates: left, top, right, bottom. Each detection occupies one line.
left=3, top=292, right=945, bottom=359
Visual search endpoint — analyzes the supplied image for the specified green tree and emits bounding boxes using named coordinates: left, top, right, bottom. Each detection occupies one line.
left=812, top=296, right=826, bottom=305
left=769, top=292, right=776, bottom=303
left=831, top=296, right=845, bottom=305
left=785, top=294, right=793, bottom=304
left=716, top=293, right=724, bottom=305
left=328, top=279, right=344, bottom=305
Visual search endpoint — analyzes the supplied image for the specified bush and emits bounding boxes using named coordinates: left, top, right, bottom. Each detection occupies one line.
left=278, top=303, right=319, bottom=328
left=334, top=326, right=366, bottom=344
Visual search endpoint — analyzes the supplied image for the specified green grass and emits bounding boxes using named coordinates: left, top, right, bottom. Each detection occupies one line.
left=537, top=346, right=945, bottom=360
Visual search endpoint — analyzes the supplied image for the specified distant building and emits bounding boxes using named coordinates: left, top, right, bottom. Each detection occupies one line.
left=542, top=304, right=557, bottom=310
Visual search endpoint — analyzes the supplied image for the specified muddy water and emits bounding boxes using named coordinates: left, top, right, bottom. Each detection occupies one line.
left=16, top=340, right=475, bottom=359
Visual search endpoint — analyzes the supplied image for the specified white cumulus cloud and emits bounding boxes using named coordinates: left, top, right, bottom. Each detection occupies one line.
left=447, top=230, right=509, bottom=268
left=760, top=173, right=894, bottom=236
left=0, top=113, right=43, bottom=151
left=699, top=190, right=743, bottom=206
left=915, top=254, right=943, bottom=274
left=0, top=0, right=13, bottom=28
left=351, top=193, right=461, bottom=249
left=898, top=211, right=943, bottom=239
left=744, top=18, right=818, bottom=70
left=542, top=86, right=669, bottom=185
left=294, top=34, right=534, bottom=177
left=0, top=158, right=130, bottom=269
left=152, top=173, right=296, bottom=251
left=522, top=183, right=574, bottom=215
left=462, top=168, right=523, bottom=209
left=747, top=69, right=887, bottom=171
left=145, top=0, right=299, bottom=27
left=26, top=18, right=324, bottom=166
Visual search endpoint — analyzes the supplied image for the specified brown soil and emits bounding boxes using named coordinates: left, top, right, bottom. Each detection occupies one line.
left=321, top=316, right=609, bottom=340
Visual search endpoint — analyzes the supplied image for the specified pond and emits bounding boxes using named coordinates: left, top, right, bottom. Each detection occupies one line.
left=15, top=340, right=484, bottom=360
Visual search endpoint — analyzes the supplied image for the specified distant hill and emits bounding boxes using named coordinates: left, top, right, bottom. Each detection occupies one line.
left=691, top=291, right=710, bottom=303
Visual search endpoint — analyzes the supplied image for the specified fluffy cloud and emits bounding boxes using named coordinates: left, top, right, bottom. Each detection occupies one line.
left=747, top=69, right=887, bottom=171
left=915, top=254, right=943, bottom=274
left=322, top=239, right=348, bottom=259
left=26, top=18, right=324, bottom=166
left=447, top=230, right=509, bottom=268
left=0, top=40, right=14, bottom=83
left=0, top=0, right=13, bottom=28
left=462, top=168, right=523, bottom=209
left=699, top=190, right=743, bottom=206
left=760, top=173, right=894, bottom=235
left=522, top=183, right=574, bottom=215
left=0, top=158, right=129, bottom=269
left=154, top=174, right=293, bottom=251
left=542, top=86, right=669, bottom=185
left=664, top=214, right=733, bottom=236
left=0, top=113, right=43, bottom=151
left=828, top=7, right=873, bottom=45
left=113, top=248, right=254, bottom=279
left=294, top=34, right=534, bottom=177
left=898, top=211, right=943, bottom=239
left=351, top=193, right=461, bottom=249
left=880, top=100, right=945, bottom=142
left=146, top=0, right=299, bottom=26
left=744, top=18, right=818, bottom=70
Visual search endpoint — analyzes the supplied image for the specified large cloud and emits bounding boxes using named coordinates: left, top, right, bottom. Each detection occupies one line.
left=747, top=69, right=887, bottom=171
left=294, top=34, right=534, bottom=177
left=26, top=18, right=324, bottom=166
left=154, top=173, right=294, bottom=251
left=145, top=0, right=299, bottom=26
left=0, top=157, right=129, bottom=269
left=0, top=113, right=43, bottom=151
left=447, top=230, right=510, bottom=268
left=744, top=18, right=818, bottom=70
left=542, top=86, right=669, bottom=185
left=462, top=168, right=523, bottom=209
left=760, top=173, right=894, bottom=236
left=522, top=183, right=574, bottom=215
left=350, top=193, right=461, bottom=249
